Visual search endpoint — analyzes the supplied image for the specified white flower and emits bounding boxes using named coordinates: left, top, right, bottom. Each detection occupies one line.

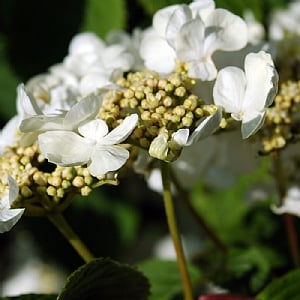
left=38, top=114, right=138, bottom=177
left=269, top=2, right=300, bottom=40
left=213, top=51, right=278, bottom=139
left=173, top=8, right=248, bottom=80
left=64, top=32, right=134, bottom=84
left=106, top=28, right=145, bottom=71
left=25, top=72, right=78, bottom=113
left=140, top=1, right=248, bottom=80
left=19, top=93, right=103, bottom=145
left=0, top=84, right=43, bottom=153
left=0, top=116, right=20, bottom=154
left=243, top=10, right=265, bottom=45
left=0, top=176, right=24, bottom=233
left=148, top=107, right=221, bottom=161
left=139, top=28, right=177, bottom=74
left=271, top=186, right=300, bottom=217
left=172, top=106, right=222, bottom=146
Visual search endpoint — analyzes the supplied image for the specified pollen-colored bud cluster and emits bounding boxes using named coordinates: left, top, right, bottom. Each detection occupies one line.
left=259, top=80, right=300, bottom=153
left=0, top=142, right=103, bottom=215
left=99, top=70, right=217, bottom=152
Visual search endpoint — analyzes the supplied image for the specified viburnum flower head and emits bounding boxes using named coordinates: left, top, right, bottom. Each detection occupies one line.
left=38, top=114, right=138, bottom=177
left=213, top=51, right=278, bottom=139
left=140, top=0, right=248, bottom=80
left=0, top=176, right=24, bottom=233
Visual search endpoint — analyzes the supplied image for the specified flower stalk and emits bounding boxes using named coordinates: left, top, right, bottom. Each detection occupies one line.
left=48, top=213, right=94, bottom=263
left=160, top=161, right=194, bottom=300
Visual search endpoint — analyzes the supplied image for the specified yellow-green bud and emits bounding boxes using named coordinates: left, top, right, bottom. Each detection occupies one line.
left=72, top=176, right=85, bottom=188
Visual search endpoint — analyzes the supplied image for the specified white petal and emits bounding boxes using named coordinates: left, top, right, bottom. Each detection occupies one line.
left=8, top=176, right=19, bottom=205
left=271, top=187, right=300, bottom=218
left=20, top=115, right=65, bottom=132
left=64, top=94, right=102, bottom=127
left=176, top=17, right=205, bottom=61
left=79, top=72, right=110, bottom=96
left=166, top=5, right=192, bottom=48
left=204, top=9, right=248, bottom=53
left=0, top=208, right=25, bottom=233
left=188, top=59, right=217, bottom=81
left=172, top=129, right=189, bottom=146
left=271, top=201, right=300, bottom=217
left=243, top=51, right=278, bottom=112
left=190, top=0, right=215, bottom=19
left=78, top=119, right=108, bottom=141
left=213, top=66, right=246, bottom=117
left=88, top=145, right=129, bottom=176
left=17, top=84, right=43, bottom=117
left=153, top=4, right=181, bottom=37
left=140, top=29, right=176, bottom=74
left=186, top=107, right=222, bottom=145
left=102, top=44, right=133, bottom=71
left=102, top=114, right=138, bottom=145
left=241, top=112, right=265, bottom=139
left=0, top=115, right=21, bottom=154
left=68, top=32, right=105, bottom=55
left=38, top=131, right=92, bottom=166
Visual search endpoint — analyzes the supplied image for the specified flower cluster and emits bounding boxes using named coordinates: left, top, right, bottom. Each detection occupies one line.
left=0, top=0, right=279, bottom=233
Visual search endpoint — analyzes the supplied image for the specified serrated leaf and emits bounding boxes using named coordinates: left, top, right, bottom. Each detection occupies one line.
left=257, top=269, right=300, bottom=300
left=81, top=0, right=126, bottom=38
left=57, top=257, right=150, bottom=300
left=138, top=259, right=202, bottom=300
left=0, top=294, right=57, bottom=300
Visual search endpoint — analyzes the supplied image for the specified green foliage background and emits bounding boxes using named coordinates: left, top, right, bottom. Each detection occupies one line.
left=0, top=1, right=299, bottom=300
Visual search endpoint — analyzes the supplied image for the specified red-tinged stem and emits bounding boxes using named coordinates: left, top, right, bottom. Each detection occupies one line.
left=272, top=153, right=300, bottom=267
left=284, top=213, right=300, bottom=267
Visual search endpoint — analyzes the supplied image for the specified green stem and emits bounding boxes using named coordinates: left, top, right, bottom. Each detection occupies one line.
left=48, top=213, right=95, bottom=263
left=160, top=161, right=194, bottom=300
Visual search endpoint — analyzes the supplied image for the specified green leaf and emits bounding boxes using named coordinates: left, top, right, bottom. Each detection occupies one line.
left=215, top=0, right=288, bottom=22
left=0, top=295, right=57, bottom=300
left=257, top=269, right=300, bottom=300
left=227, top=246, right=285, bottom=292
left=137, top=0, right=190, bottom=17
left=190, top=159, right=274, bottom=245
left=57, top=257, right=150, bottom=300
left=138, top=259, right=203, bottom=300
left=81, top=0, right=127, bottom=38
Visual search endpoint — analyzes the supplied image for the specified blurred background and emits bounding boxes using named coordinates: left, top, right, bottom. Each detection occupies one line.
left=0, top=0, right=294, bottom=297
